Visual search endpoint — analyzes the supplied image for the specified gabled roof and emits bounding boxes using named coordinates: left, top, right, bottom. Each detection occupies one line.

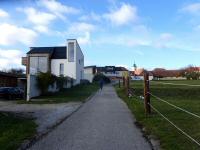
left=0, top=71, right=26, bottom=78
left=27, top=46, right=67, bottom=59
left=96, top=66, right=129, bottom=72
left=84, top=65, right=96, bottom=69
left=115, top=67, right=128, bottom=71
left=51, top=47, right=67, bottom=59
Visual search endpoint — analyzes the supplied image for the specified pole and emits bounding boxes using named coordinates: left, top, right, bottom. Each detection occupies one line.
left=144, top=71, right=151, bottom=115
left=123, top=77, right=125, bottom=87
left=119, top=79, right=121, bottom=88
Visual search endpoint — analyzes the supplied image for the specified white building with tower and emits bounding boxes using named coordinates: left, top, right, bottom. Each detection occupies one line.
left=22, top=39, right=84, bottom=100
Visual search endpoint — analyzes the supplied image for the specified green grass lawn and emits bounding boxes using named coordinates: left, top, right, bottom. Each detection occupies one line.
left=18, top=83, right=99, bottom=104
left=0, top=112, right=37, bottom=150
left=115, top=80, right=200, bottom=150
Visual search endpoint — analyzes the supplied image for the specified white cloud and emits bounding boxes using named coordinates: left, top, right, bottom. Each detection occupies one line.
left=67, top=22, right=95, bottom=45
left=34, top=25, right=49, bottom=33
left=22, top=7, right=56, bottom=26
left=160, top=33, right=173, bottom=41
left=0, top=9, right=9, bottom=18
left=104, top=3, right=138, bottom=26
left=94, top=34, right=150, bottom=47
left=77, top=32, right=91, bottom=45
left=181, top=3, right=200, bottom=15
left=126, top=38, right=150, bottom=47
left=154, top=33, right=173, bottom=48
left=0, top=49, right=23, bottom=69
left=18, top=7, right=57, bottom=33
left=79, top=12, right=101, bottom=22
left=0, top=23, right=37, bottom=46
left=38, top=0, right=79, bottom=19
left=68, top=22, right=95, bottom=34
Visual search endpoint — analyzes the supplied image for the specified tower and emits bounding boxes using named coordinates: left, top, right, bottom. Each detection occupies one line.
left=133, top=61, right=137, bottom=71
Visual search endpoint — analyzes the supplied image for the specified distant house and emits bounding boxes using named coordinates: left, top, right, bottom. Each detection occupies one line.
left=131, top=68, right=153, bottom=80
left=23, top=39, right=84, bottom=100
left=0, top=71, right=19, bottom=87
left=84, top=66, right=97, bottom=82
left=84, top=66, right=129, bottom=82
left=151, top=68, right=183, bottom=80
left=0, top=71, right=26, bottom=89
left=97, top=66, right=129, bottom=80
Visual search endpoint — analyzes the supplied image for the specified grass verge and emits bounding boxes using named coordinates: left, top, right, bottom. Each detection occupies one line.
left=18, top=83, right=99, bottom=104
left=115, top=80, right=200, bottom=150
left=0, top=112, right=37, bottom=150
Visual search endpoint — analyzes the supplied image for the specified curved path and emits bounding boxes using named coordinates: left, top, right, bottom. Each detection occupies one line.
left=29, top=85, right=151, bottom=150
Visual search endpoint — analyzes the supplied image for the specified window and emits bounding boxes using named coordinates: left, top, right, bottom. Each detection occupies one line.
left=68, top=42, right=74, bottom=62
left=38, top=57, right=48, bottom=72
left=59, top=63, right=64, bottom=76
left=30, top=56, right=48, bottom=74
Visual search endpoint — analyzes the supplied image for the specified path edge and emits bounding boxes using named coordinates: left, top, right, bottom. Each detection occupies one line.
left=18, top=89, right=99, bottom=150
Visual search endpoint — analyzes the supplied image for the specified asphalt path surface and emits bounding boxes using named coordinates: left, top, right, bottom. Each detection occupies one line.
left=29, top=85, right=151, bottom=150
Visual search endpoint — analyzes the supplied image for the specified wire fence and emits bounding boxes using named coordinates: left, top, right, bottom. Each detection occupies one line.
left=148, top=102, right=200, bottom=147
left=150, top=80, right=200, bottom=87
left=148, top=92, right=200, bottom=120
left=132, top=73, right=200, bottom=147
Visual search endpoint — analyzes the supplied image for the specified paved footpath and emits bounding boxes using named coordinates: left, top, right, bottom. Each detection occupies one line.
left=29, top=85, right=151, bottom=150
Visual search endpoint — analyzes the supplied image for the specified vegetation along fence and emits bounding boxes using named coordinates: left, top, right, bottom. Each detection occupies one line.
left=121, top=72, right=200, bottom=147
left=146, top=72, right=200, bottom=147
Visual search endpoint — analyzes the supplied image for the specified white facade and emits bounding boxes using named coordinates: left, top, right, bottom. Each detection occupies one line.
left=27, top=75, right=40, bottom=101
left=102, top=71, right=124, bottom=78
left=26, top=39, right=84, bottom=100
left=84, top=67, right=95, bottom=82
left=131, top=75, right=154, bottom=81
left=29, top=39, right=84, bottom=85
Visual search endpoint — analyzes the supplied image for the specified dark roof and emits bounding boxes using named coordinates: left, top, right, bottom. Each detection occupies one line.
left=96, top=67, right=105, bottom=72
left=151, top=69, right=181, bottom=77
left=0, top=71, right=25, bottom=78
left=51, top=47, right=67, bottom=59
left=96, top=66, right=129, bottom=72
left=27, top=46, right=67, bottom=59
left=27, top=47, right=54, bottom=55
left=115, top=67, right=128, bottom=71
left=84, top=66, right=96, bottom=69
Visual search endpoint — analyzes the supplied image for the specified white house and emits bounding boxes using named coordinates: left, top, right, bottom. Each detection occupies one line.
left=84, top=66, right=97, bottom=82
left=131, top=68, right=153, bottom=80
left=84, top=66, right=129, bottom=82
left=23, top=39, right=84, bottom=100
left=97, top=66, right=129, bottom=80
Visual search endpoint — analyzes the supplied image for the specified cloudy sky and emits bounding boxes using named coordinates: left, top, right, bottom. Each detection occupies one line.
left=1, top=0, right=200, bottom=70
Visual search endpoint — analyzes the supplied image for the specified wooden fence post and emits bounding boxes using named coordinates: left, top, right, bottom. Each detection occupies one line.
left=125, top=76, right=130, bottom=96
left=144, top=71, right=151, bottom=115
left=127, top=77, right=130, bottom=89
left=119, top=79, right=121, bottom=88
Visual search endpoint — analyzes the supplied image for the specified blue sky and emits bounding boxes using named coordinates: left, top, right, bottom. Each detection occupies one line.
left=1, top=0, right=200, bottom=70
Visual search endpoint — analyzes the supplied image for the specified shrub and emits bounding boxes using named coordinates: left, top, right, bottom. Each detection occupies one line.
left=80, top=79, right=90, bottom=85
left=92, top=73, right=111, bottom=83
left=184, top=71, right=200, bottom=80
left=56, top=75, right=71, bottom=90
left=36, top=72, right=56, bottom=95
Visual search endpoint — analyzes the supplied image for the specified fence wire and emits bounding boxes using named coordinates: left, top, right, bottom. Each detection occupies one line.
left=150, top=80, right=200, bottom=87
left=128, top=79, right=200, bottom=147
left=148, top=92, right=200, bottom=120
left=132, top=94, right=200, bottom=147
left=148, top=102, right=200, bottom=147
